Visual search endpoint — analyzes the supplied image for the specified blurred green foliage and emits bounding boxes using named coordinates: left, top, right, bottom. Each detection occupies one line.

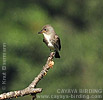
left=0, top=0, right=103, bottom=100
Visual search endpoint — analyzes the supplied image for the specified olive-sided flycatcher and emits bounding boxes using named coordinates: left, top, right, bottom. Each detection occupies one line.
left=38, top=25, right=61, bottom=58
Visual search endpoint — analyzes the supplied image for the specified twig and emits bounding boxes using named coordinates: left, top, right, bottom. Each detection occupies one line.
left=0, top=52, right=55, bottom=100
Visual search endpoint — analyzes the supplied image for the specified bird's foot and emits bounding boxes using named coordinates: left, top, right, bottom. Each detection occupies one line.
left=48, top=61, right=54, bottom=68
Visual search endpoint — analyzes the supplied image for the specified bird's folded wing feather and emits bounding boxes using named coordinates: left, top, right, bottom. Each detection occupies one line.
left=43, top=38, right=48, bottom=46
left=52, top=35, right=61, bottom=51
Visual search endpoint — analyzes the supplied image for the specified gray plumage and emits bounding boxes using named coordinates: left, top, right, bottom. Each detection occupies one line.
left=38, top=25, right=61, bottom=58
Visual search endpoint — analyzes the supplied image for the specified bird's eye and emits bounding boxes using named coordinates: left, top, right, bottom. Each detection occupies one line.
left=44, top=29, right=47, bottom=31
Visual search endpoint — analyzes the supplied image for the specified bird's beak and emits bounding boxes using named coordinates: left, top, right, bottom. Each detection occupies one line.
left=38, top=30, right=46, bottom=34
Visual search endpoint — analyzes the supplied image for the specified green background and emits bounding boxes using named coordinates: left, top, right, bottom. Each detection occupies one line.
left=0, top=0, right=103, bottom=100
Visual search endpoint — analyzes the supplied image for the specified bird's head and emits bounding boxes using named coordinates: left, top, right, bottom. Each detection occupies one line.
left=38, top=25, right=55, bottom=35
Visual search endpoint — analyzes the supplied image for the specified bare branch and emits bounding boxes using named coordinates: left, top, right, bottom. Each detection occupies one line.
left=0, top=52, right=55, bottom=100
left=29, top=52, right=55, bottom=88
left=0, top=88, right=42, bottom=100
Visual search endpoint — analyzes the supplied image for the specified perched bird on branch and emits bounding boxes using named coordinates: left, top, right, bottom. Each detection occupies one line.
left=38, top=25, right=61, bottom=58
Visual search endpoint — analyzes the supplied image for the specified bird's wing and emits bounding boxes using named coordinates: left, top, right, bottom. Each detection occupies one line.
left=43, top=38, right=48, bottom=46
left=52, top=35, right=61, bottom=51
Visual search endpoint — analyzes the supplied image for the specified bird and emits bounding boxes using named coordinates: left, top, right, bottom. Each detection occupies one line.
left=38, top=25, right=61, bottom=58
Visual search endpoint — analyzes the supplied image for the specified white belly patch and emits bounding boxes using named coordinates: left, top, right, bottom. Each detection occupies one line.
left=43, top=33, right=54, bottom=49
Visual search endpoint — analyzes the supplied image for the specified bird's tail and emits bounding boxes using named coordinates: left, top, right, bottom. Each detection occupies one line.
left=55, top=51, right=60, bottom=58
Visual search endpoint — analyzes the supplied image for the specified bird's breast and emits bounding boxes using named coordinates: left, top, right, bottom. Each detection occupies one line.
left=43, top=33, right=54, bottom=49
